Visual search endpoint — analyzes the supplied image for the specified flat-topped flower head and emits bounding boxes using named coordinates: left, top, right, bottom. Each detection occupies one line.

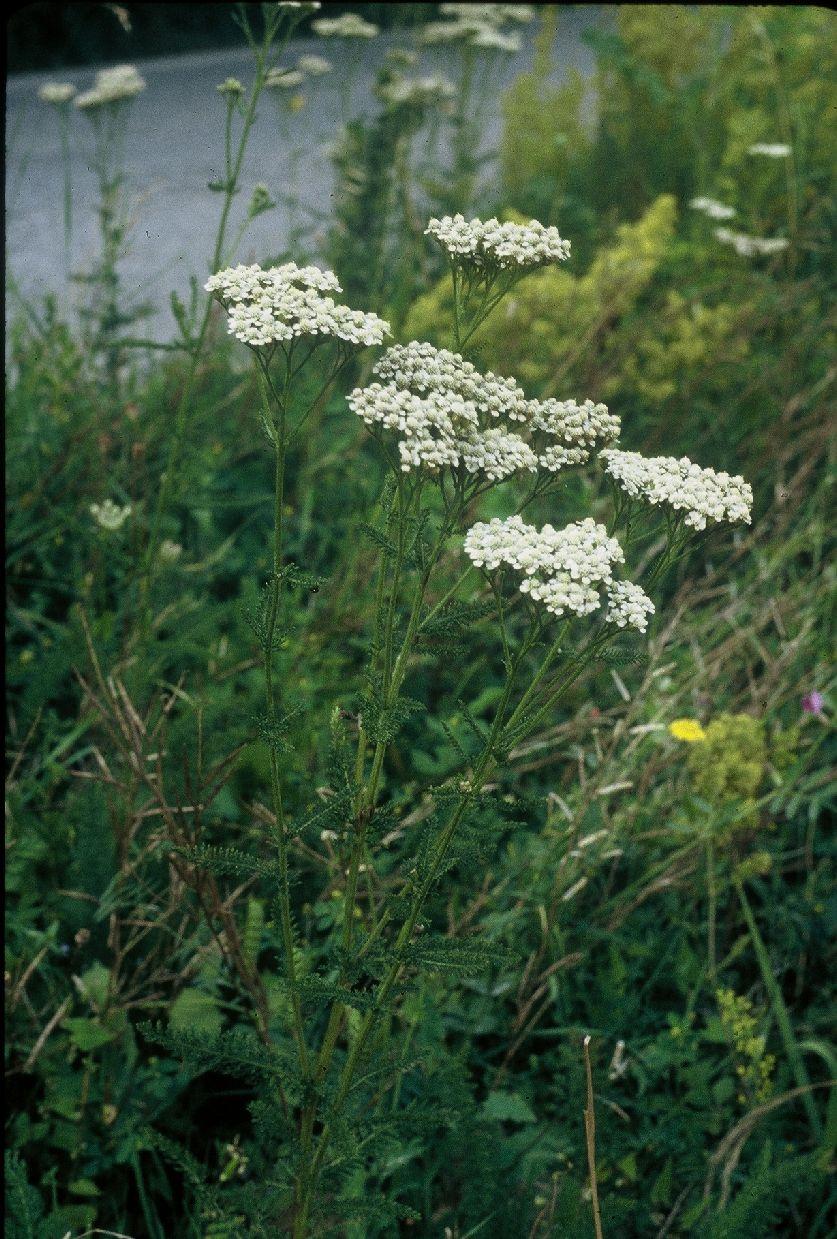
left=206, top=262, right=389, bottom=349
left=714, top=228, right=789, bottom=258
left=377, top=73, right=457, bottom=108
left=423, top=3, right=533, bottom=47
left=465, top=515, right=625, bottom=618
left=601, top=448, right=752, bottom=530
left=297, top=54, right=331, bottom=76
left=747, top=142, right=791, bottom=157
left=266, top=68, right=305, bottom=90
left=76, top=64, right=145, bottom=109
left=529, top=397, right=620, bottom=471
left=38, top=81, right=76, bottom=105
left=313, top=12, right=379, bottom=37
left=374, top=342, right=530, bottom=422
left=441, top=2, right=535, bottom=22
left=348, top=382, right=478, bottom=473
left=470, top=26, right=521, bottom=52
left=90, top=499, right=132, bottom=530
left=689, top=197, right=736, bottom=220
left=354, top=341, right=615, bottom=484
left=426, top=214, right=571, bottom=272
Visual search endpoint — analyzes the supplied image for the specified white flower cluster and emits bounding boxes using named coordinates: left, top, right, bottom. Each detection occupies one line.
left=426, top=214, right=571, bottom=271
left=38, top=81, right=76, bottom=105
left=266, top=67, right=305, bottom=89
left=529, top=398, right=621, bottom=471
left=205, top=262, right=389, bottom=349
left=353, top=341, right=616, bottom=481
left=297, top=54, right=331, bottom=76
left=349, top=383, right=472, bottom=472
left=422, top=3, right=533, bottom=50
left=76, top=64, right=146, bottom=110
left=714, top=227, right=789, bottom=258
left=748, top=142, right=791, bottom=157
left=460, top=427, right=537, bottom=480
left=601, top=449, right=753, bottom=530
left=377, top=73, right=456, bottom=108
left=159, top=539, right=183, bottom=563
left=90, top=499, right=132, bottom=530
left=312, top=12, right=379, bottom=38
left=441, top=2, right=535, bottom=19
left=349, top=382, right=535, bottom=479
left=374, top=342, right=530, bottom=422
left=604, top=580, right=655, bottom=633
left=464, top=516, right=625, bottom=618
left=689, top=197, right=736, bottom=220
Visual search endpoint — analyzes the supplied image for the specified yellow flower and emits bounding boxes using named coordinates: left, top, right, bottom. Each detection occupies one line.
left=669, top=718, right=706, bottom=743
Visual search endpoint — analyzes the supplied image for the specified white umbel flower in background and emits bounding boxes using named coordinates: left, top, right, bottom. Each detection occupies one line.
left=747, top=142, right=791, bottom=157
left=76, top=64, right=145, bottom=109
left=714, top=228, right=789, bottom=258
left=297, top=54, right=332, bottom=75
left=38, top=81, right=76, bottom=105
left=426, top=214, right=571, bottom=271
left=378, top=74, right=457, bottom=108
left=601, top=448, right=752, bottom=529
left=266, top=68, right=305, bottom=89
left=90, top=500, right=132, bottom=530
left=312, top=13, right=379, bottom=38
left=689, top=197, right=736, bottom=220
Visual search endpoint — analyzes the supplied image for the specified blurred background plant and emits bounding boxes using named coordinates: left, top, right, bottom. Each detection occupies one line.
left=6, top=4, right=835, bottom=1237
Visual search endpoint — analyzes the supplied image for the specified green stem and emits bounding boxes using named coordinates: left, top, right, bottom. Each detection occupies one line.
left=706, top=840, right=717, bottom=986
left=142, top=26, right=291, bottom=605
left=734, top=876, right=822, bottom=1141
left=297, top=650, right=527, bottom=1226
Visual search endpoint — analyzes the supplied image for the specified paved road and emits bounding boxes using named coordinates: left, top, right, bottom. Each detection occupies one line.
left=6, top=11, right=603, bottom=340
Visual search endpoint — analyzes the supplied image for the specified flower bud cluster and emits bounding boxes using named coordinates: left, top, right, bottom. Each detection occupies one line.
left=76, top=64, right=146, bottom=110
left=604, top=580, right=655, bottom=633
left=426, top=214, right=571, bottom=271
left=464, top=515, right=625, bottom=618
left=601, top=449, right=753, bottom=529
left=205, top=262, right=389, bottom=349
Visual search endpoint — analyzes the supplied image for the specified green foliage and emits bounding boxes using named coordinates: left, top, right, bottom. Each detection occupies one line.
left=6, top=5, right=835, bottom=1238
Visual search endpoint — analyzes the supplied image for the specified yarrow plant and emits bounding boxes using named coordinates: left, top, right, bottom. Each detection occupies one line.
left=194, top=199, right=753, bottom=1235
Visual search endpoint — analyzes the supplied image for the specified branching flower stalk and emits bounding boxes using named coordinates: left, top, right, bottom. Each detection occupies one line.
left=142, top=3, right=314, bottom=606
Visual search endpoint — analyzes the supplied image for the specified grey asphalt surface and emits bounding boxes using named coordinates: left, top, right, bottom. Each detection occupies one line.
left=6, top=11, right=604, bottom=341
